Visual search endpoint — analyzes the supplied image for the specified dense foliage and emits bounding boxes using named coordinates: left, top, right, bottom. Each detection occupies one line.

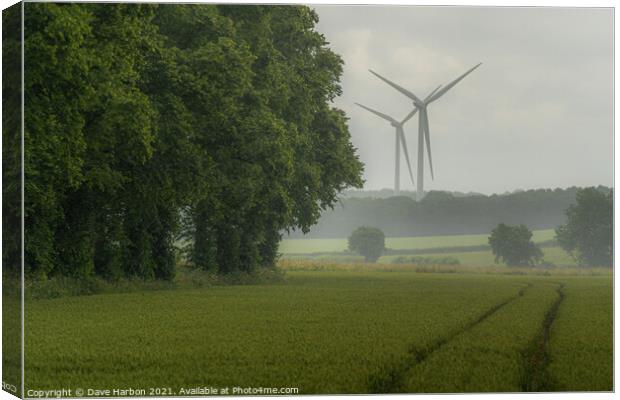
left=348, top=226, right=385, bottom=262
left=555, top=187, right=613, bottom=267
left=488, top=223, right=543, bottom=266
left=3, top=3, right=363, bottom=280
left=2, top=4, right=22, bottom=275
left=287, top=187, right=610, bottom=238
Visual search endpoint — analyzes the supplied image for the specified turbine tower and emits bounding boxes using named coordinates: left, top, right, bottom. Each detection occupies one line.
left=369, top=63, right=482, bottom=201
left=355, top=104, right=416, bottom=196
left=355, top=86, right=440, bottom=196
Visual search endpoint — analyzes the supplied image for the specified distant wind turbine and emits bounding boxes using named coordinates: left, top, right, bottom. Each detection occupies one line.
left=369, top=63, right=482, bottom=201
left=355, top=86, right=442, bottom=196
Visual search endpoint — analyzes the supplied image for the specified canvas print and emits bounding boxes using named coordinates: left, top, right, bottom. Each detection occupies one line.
left=2, top=2, right=613, bottom=397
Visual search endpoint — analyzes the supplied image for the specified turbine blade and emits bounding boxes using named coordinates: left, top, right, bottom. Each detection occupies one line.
left=400, top=107, right=418, bottom=125
left=422, top=110, right=434, bottom=180
left=400, top=84, right=441, bottom=125
left=398, top=127, right=415, bottom=186
left=424, top=85, right=443, bottom=103
left=355, top=103, right=397, bottom=124
left=428, top=63, right=482, bottom=104
left=368, top=69, right=424, bottom=105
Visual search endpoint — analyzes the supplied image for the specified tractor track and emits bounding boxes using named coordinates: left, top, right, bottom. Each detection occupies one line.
left=520, top=282, right=566, bottom=392
left=368, top=283, right=532, bottom=393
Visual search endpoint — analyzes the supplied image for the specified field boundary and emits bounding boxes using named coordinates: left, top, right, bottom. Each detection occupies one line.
left=520, top=283, right=566, bottom=392
left=368, top=283, right=531, bottom=393
left=281, top=240, right=559, bottom=259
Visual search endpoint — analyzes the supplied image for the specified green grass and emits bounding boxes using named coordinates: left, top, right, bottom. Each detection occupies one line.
left=547, top=276, right=613, bottom=391
left=283, top=246, right=576, bottom=267
left=402, top=281, right=560, bottom=392
left=25, top=272, right=521, bottom=393
left=24, top=270, right=612, bottom=394
left=279, top=229, right=576, bottom=268
left=380, top=246, right=575, bottom=267
left=280, top=229, right=556, bottom=254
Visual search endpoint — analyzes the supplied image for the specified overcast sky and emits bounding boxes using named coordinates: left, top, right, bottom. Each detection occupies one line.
left=312, top=6, right=613, bottom=194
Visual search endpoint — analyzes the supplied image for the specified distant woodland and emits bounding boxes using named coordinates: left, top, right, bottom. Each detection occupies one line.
left=286, top=187, right=612, bottom=238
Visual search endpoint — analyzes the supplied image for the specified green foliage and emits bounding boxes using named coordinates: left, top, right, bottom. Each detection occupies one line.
left=348, top=226, right=385, bottom=262
left=555, top=187, right=613, bottom=267
left=10, top=3, right=363, bottom=281
left=21, top=265, right=284, bottom=300
left=489, top=223, right=543, bottom=267
left=2, top=4, right=23, bottom=277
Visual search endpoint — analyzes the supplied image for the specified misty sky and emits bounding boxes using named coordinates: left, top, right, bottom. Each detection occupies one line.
left=313, top=6, right=613, bottom=195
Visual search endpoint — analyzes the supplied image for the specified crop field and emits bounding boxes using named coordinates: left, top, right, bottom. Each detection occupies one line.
left=279, top=229, right=576, bottom=268
left=280, top=229, right=556, bottom=254
left=401, top=281, right=560, bottom=392
left=24, top=270, right=612, bottom=394
left=380, top=246, right=575, bottom=267
left=547, top=276, right=613, bottom=391
left=282, top=249, right=575, bottom=268
left=281, top=247, right=574, bottom=267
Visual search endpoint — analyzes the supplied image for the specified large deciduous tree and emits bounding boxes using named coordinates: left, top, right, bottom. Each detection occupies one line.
left=488, top=223, right=543, bottom=267
left=10, top=3, right=363, bottom=281
left=555, top=187, right=613, bottom=267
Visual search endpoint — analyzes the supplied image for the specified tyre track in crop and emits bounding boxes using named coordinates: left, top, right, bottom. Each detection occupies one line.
left=521, top=282, right=565, bottom=392
left=368, top=283, right=532, bottom=393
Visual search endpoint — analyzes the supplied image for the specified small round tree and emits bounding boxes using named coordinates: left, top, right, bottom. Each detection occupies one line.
left=348, top=226, right=385, bottom=263
left=488, top=223, right=543, bottom=266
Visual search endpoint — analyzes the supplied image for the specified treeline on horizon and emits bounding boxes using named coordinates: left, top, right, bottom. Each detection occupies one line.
left=2, top=3, right=363, bottom=281
left=286, top=186, right=612, bottom=238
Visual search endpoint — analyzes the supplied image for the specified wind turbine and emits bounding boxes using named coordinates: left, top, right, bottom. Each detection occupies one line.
left=355, top=86, right=441, bottom=196
left=369, top=63, right=482, bottom=201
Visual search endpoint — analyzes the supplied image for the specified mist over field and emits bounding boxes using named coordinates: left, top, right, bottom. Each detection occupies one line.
left=285, top=186, right=611, bottom=239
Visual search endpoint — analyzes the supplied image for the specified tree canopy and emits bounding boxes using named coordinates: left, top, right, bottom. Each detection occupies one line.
left=488, top=223, right=543, bottom=267
left=555, top=187, right=613, bottom=267
left=348, top=226, right=385, bottom=263
left=3, top=3, right=363, bottom=280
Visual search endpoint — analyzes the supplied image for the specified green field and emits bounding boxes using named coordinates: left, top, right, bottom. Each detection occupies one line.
left=380, top=246, right=575, bottom=267
left=280, top=229, right=556, bottom=254
left=25, top=270, right=612, bottom=394
left=547, top=276, right=613, bottom=390
left=279, top=229, right=579, bottom=267
left=282, top=248, right=574, bottom=267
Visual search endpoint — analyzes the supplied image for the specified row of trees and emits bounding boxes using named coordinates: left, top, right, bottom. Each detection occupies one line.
left=3, top=3, right=363, bottom=280
left=288, top=186, right=600, bottom=238
left=346, top=188, right=612, bottom=267
left=489, top=188, right=613, bottom=267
